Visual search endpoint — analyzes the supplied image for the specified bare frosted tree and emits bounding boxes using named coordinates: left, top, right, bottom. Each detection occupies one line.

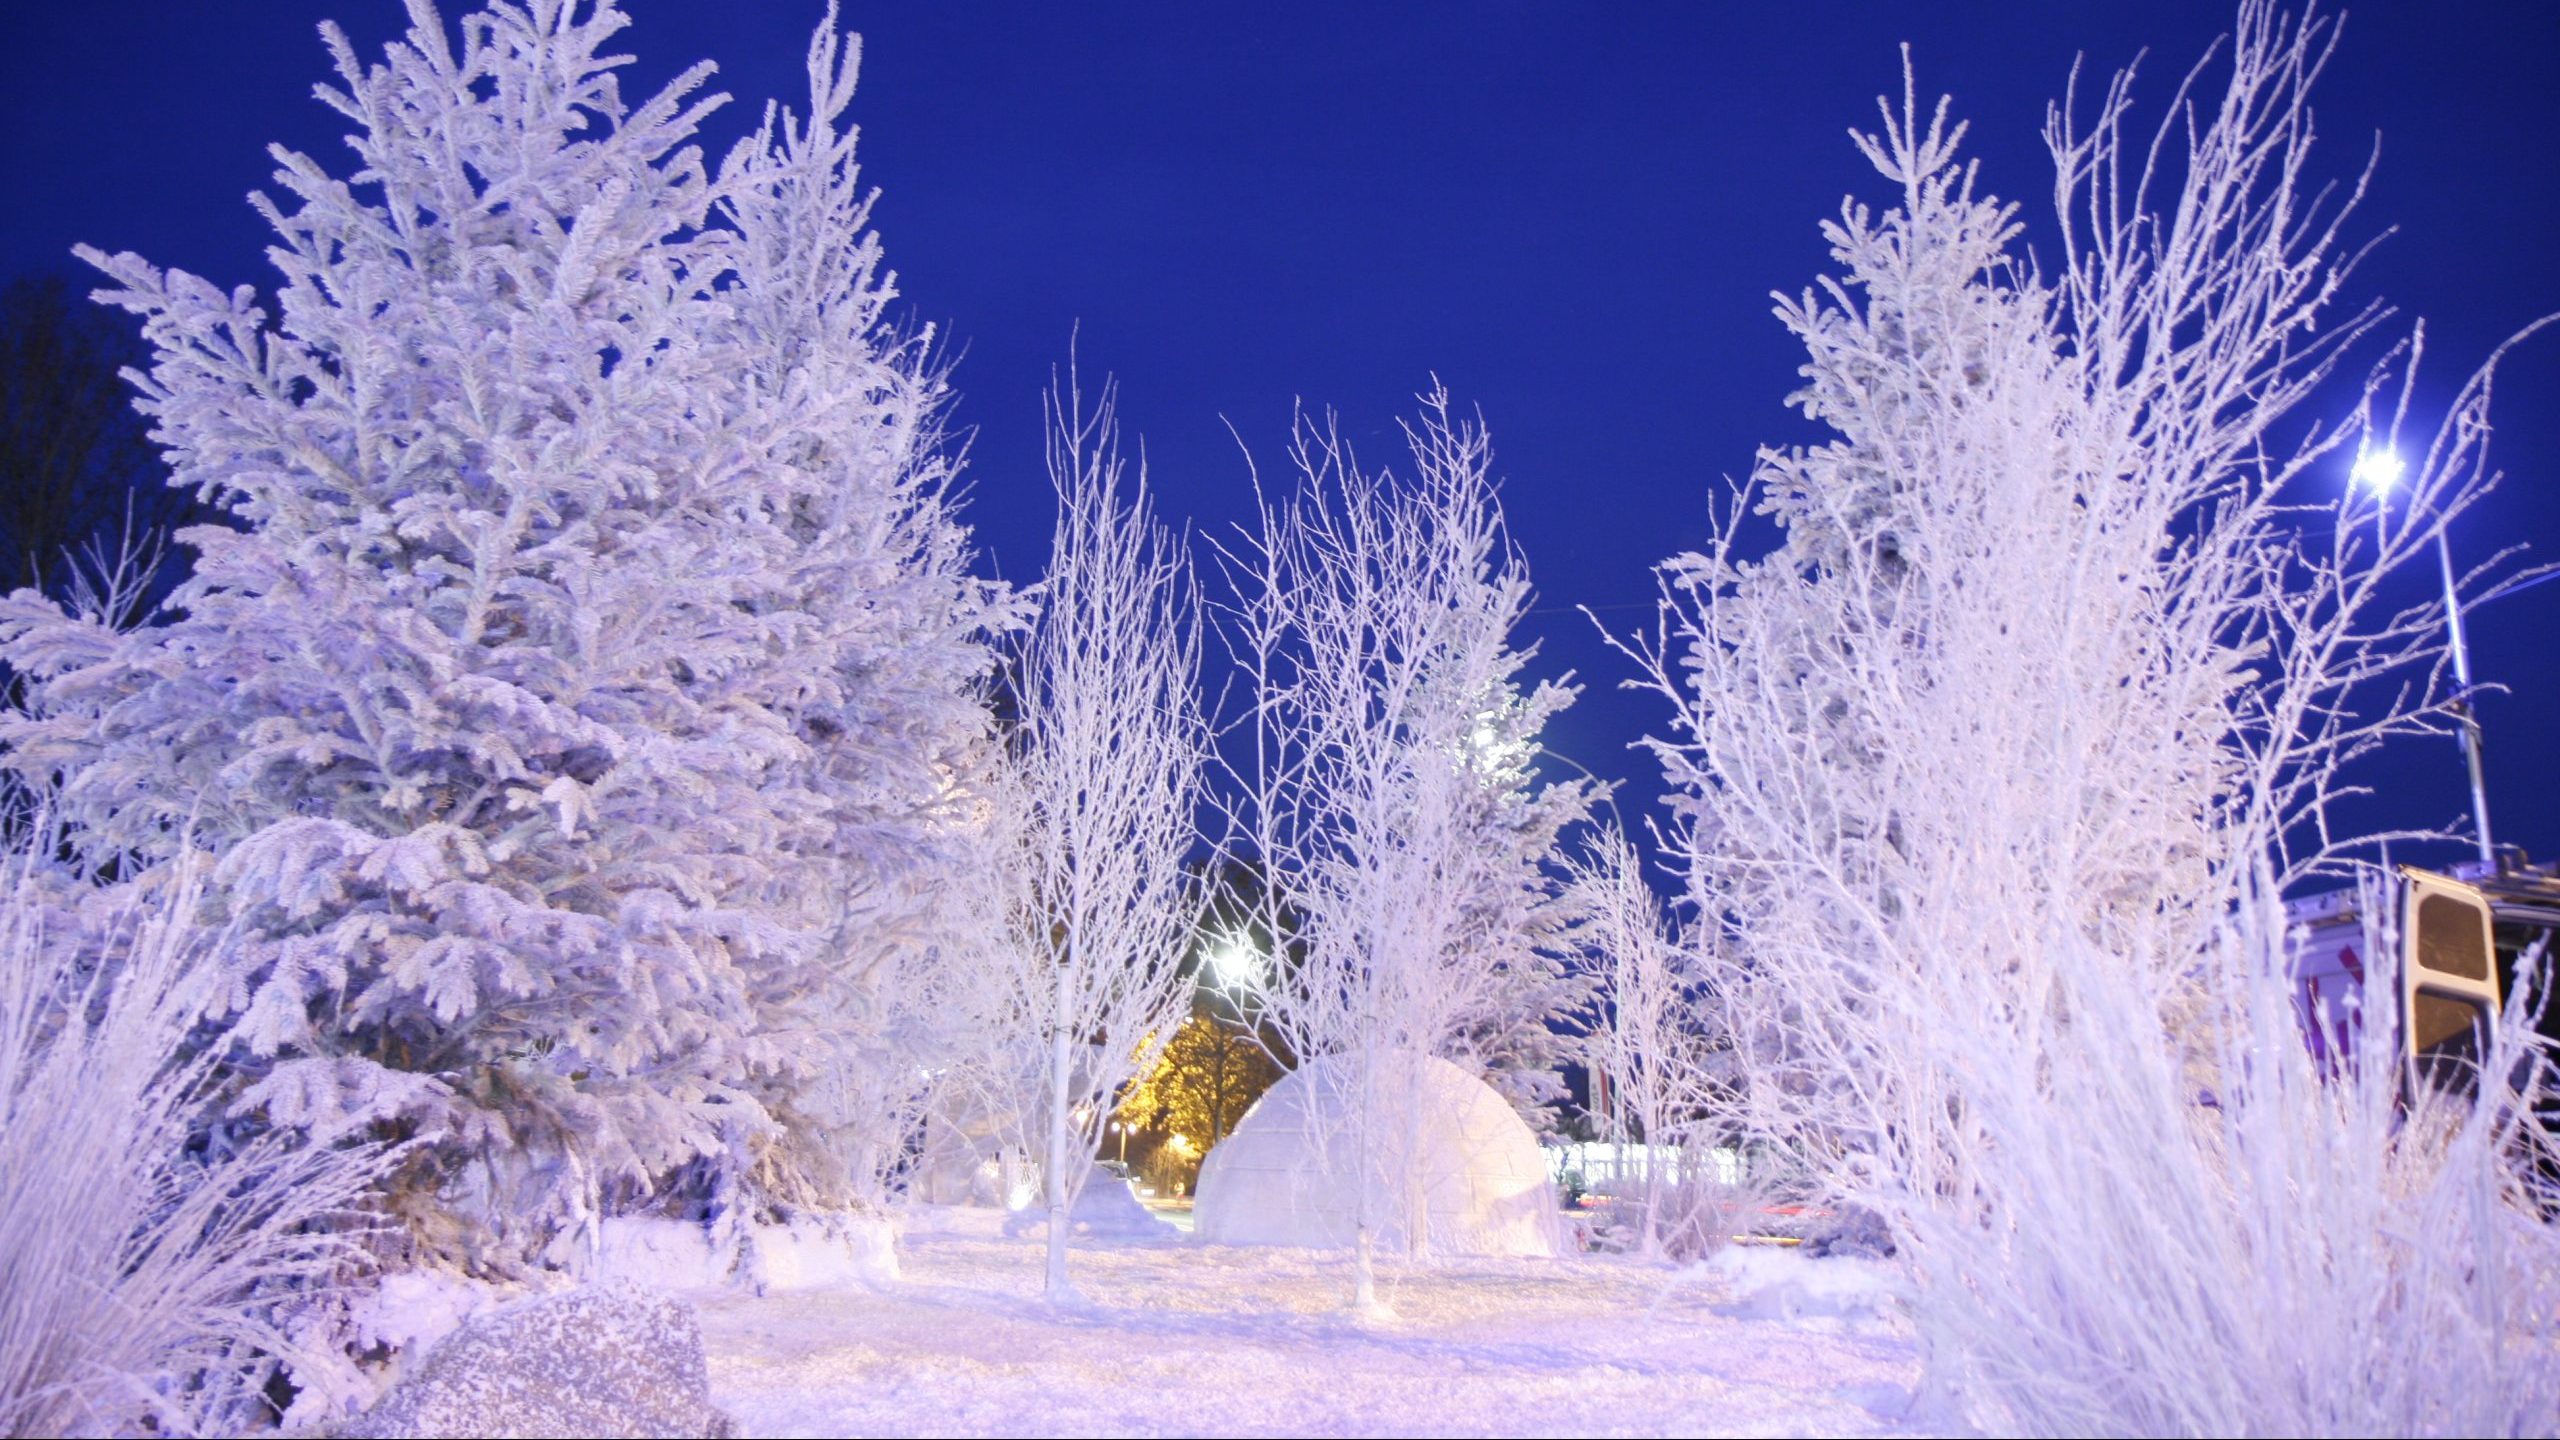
left=1566, top=830, right=1722, bottom=1260
left=1624, top=3, right=2560, bottom=1429
left=995, top=370, right=1207, bottom=1302
left=1219, top=389, right=1591, bottom=1314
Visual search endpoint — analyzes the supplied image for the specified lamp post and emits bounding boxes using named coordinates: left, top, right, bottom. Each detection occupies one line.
left=2354, top=448, right=2495, bottom=868
left=1112, top=1120, right=1130, bottom=1166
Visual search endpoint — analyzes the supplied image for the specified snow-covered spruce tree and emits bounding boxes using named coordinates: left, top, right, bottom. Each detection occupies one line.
left=1626, top=4, right=2560, bottom=1430
left=701, top=11, right=1020, bottom=1228
left=1566, top=829, right=1722, bottom=1260
left=988, top=370, right=1207, bottom=1301
left=0, top=1, right=1008, bottom=1269
left=1221, top=389, right=1593, bottom=1308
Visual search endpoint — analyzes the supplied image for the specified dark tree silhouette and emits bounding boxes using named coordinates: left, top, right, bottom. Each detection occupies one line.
left=0, top=271, right=199, bottom=607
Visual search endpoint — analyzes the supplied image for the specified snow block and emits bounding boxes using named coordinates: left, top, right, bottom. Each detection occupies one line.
left=338, top=1280, right=735, bottom=1439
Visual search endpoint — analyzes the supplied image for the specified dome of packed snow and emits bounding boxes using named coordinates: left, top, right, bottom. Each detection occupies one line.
left=1193, top=1052, right=1560, bottom=1258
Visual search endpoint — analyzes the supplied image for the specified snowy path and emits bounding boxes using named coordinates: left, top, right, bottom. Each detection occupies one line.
left=697, top=1209, right=1920, bottom=1437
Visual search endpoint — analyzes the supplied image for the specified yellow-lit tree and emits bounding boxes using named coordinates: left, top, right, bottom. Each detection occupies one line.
left=1116, top=1016, right=1281, bottom=1162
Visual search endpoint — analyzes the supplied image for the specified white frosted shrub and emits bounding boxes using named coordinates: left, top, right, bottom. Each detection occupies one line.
left=1892, top=883, right=2560, bottom=1437
left=0, top=850, right=389, bottom=1438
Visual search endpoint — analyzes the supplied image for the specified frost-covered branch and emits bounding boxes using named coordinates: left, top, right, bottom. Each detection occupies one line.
left=990, top=367, right=1207, bottom=1301
left=1622, top=2, right=2559, bottom=1427
left=1216, top=388, right=1592, bottom=1308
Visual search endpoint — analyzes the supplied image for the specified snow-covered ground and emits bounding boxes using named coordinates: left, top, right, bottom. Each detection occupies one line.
left=697, top=1207, right=1921, bottom=1437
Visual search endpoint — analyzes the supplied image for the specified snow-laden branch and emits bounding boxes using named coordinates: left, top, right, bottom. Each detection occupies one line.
left=1215, top=388, right=1594, bottom=1309
left=990, top=365, right=1208, bottom=1301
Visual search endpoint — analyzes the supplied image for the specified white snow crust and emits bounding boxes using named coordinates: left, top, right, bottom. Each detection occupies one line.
left=593, top=1214, right=900, bottom=1296
left=693, top=1206, right=1920, bottom=1436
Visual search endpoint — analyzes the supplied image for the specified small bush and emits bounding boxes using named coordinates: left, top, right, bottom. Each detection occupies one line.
left=0, top=850, right=391, bottom=1437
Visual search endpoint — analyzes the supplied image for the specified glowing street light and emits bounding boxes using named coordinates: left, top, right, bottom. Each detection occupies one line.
left=2349, top=447, right=2406, bottom=495
left=2354, top=447, right=2494, bottom=866
left=1204, top=932, right=1264, bottom=988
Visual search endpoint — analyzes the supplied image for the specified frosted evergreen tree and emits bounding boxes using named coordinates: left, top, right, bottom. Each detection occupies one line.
left=0, top=0, right=1009, bottom=1267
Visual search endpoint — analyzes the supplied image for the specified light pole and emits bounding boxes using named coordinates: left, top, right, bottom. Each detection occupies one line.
left=2354, top=448, right=2495, bottom=867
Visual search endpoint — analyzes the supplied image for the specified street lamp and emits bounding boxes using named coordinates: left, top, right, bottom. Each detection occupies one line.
left=2356, top=447, right=2495, bottom=867
left=1205, top=933, right=1264, bottom=988
left=1109, top=1120, right=1129, bottom=1165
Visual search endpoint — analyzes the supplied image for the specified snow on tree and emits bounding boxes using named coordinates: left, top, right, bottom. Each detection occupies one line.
left=982, top=368, right=1208, bottom=1302
left=1621, top=3, right=2560, bottom=1429
left=1565, top=828, right=1723, bottom=1260
left=1219, top=388, right=1593, bottom=1310
left=704, top=10, right=1021, bottom=1226
left=0, top=1, right=1010, bottom=1268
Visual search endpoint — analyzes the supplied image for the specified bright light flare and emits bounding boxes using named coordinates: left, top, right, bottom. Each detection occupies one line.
left=2351, top=448, right=2406, bottom=495
left=1205, top=933, right=1264, bottom=987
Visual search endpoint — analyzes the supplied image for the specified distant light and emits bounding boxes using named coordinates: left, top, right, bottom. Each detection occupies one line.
left=1205, top=933, right=1264, bottom=986
left=1465, top=711, right=1530, bottom=774
left=2351, top=448, right=2406, bottom=495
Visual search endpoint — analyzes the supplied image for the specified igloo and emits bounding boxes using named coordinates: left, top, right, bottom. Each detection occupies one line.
left=1192, top=1052, right=1561, bottom=1258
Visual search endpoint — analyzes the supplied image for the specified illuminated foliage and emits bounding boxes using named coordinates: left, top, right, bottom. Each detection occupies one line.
left=1116, top=1015, right=1281, bottom=1157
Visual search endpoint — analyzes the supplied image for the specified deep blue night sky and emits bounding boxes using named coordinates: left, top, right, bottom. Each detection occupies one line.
left=5, top=1, right=2555, bottom=871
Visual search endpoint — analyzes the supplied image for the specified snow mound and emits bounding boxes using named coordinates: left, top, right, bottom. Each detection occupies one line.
left=341, top=1279, right=734, bottom=1439
left=1194, top=1052, right=1560, bottom=1258
left=594, top=1213, right=898, bottom=1295
left=1070, top=1166, right=1178, bottom=1239
left=1708, top=1244, right=1898, bottom=1326
left=343, top=1267, right=508, bottom=1362
left=752, top=1213, right=902, bottom=1289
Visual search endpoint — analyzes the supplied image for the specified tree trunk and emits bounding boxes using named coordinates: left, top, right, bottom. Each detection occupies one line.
left=1043, top=963, right=1077, bottom=1300
left=1352, top=1220, right=1379, bottom=1312
left=1404, top=1100, right=1433, bottom=1267
left=1639, top=1136, right=1663, bottom=1261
